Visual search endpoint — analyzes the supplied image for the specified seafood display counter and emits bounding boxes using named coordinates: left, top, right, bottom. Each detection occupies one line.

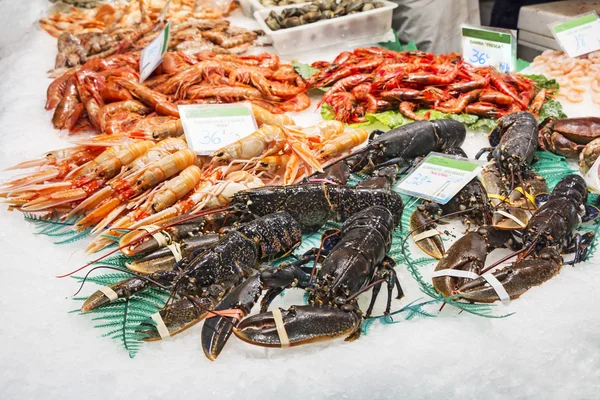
left=1, top=1, right=600, bottom=400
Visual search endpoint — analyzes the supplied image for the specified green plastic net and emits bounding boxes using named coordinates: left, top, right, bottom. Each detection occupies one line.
left=66, top=150, right=600, bottom=357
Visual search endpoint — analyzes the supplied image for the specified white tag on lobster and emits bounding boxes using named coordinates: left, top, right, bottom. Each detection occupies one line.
left=397, top=153, right=485, bottom=204
left=461, top=25, right=516, bottom=73
left=139, top=22, right=170, bottom=83
left=179, top=103, right=258, bottom=155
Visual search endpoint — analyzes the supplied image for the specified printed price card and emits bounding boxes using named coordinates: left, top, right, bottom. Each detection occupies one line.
left=550, top=12, right=600, bottom=58
left=179, top=103, right=258, bottom=155
left=462, top=25, right=516, bottom=73
left=397, top=153, right=485, bottom=204
left=139, top=22, right=170, bottom=82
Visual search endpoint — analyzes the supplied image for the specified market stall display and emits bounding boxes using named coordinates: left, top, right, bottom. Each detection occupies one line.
left=2, top=0, right=600, bottom=398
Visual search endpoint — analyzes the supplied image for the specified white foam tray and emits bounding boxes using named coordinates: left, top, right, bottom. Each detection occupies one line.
left=253, top=0, right=397, bottom=55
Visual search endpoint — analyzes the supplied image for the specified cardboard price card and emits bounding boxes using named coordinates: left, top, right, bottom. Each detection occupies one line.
left=179, top=103, right=258, bottom=155
left=397, top=153, right=485, bottom=204
left=462, top=25, right=516, bottom=73
left=550, top=12, right=600, bottom=58
left=139, top=22, right=170, bottom=83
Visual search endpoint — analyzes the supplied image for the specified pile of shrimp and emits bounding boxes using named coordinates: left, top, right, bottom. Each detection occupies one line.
left=530, top=49, right=600, bottom=105
left=40, top=0, right=226, bottom=38
left=46, top=51, right=309, bottom=143
left=309, top=47, right=546, bottom=123
left=0, top=105, right=367, bottom=253
left=49, top=0, right=256, bottom=69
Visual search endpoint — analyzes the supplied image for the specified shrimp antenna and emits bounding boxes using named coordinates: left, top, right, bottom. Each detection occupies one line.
left=57, top=205, right=232, bottom=278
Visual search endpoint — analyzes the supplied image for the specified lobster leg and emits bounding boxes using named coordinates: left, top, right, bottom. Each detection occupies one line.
left=564, top=232, right=595, bottom=265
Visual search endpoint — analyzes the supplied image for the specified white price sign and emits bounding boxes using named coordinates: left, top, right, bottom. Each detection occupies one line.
left=397, top=153, right=485, bottom=204
left=179, top=103, right=258, bottom=155
left=139, top=22, right=170, bottom=83
left=462, top=25, right=516, bottom=73
left=550, top=12, right=600, bottom=58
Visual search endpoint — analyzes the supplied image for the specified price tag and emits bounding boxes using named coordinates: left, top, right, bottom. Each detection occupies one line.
left=550, top=12, right=600, bottom=58
left=139, top=22, right=170, bottom=83
left=179, top=103, right=258, bottom=155
left=461, top=25, right=516, bottom=73
left=396, top=153, right=485, bottom=204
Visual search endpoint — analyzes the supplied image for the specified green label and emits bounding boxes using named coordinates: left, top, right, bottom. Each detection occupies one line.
left=462, top=27, right=512, bottom=44
left=184, top=107, right=251, bottom=119
left=426, top=155, right=480, bottom=172
left=553, top=13, right=598, bottom=33
left=161, top=22, right=170, bottom=55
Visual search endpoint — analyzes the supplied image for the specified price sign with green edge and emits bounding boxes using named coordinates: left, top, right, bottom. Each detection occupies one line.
left=139, top=22, right=170, bottom=83
left=179, top=103, right=258, bottom=155
left=397, top=153, right=486, bottom=204
left=461, top=25, right=516, bottom=73
left=550, top=11, right=600, bottom=58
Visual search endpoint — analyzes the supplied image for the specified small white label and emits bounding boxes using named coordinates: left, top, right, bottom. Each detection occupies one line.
left=397, top=153, right=485, bottom=204
left=462, top=25, right=516, bottom=73
left=179, top=103, right=258, bottom=155
left=139, top=22, right=170, bottom=83
left=584, top=155, right=600, bottom=194
left=550, top=12, right=600, bottom=58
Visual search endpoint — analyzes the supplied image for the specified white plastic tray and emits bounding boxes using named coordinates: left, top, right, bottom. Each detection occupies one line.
left=239, top=0, right=309, bottom=17
left=254, top=0, right=398, bottom=55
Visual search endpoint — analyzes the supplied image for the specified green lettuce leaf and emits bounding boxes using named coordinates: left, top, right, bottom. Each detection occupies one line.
left=379, top=31, right=418, bottom=52
left=292, top=60, right=319, bottom=79
left=538, top=97, right=567, bottom=121
left=367, top=110, right=412, bottom=128
left=322, top=104, right=493, bottom=132
left=469, top=118, right=496, bottom=132
left=521, top=74, right=560, bottom=92
left=321, top=103, right=335, bottom=120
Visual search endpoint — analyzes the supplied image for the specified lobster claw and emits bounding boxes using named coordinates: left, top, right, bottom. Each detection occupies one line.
left=81, top=277, right=149, bottom=312
left=201, top=274, right=262, bottom=361
left=410, top=207, right=444, bottom=259
left=138, top=296, right=215, bottom=341
left=457, top=248, right=562, bottom=303
left=492, top=206, right=530, bottom=230
left=233, top=304, right=362, bottom=348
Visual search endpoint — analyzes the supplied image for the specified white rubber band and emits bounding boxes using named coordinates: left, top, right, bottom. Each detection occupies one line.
left=481, top=272, right=511, bottom=306
left=98, top=286, right=119, bottom=302
left=272, top=308, right=290, bottom=348
left=151, top=312, right=171, bottom=339
left=494, top=210, right=527, bottom=228
left=413, top=229, right=440, bottom=242
left=166, top=242, right=183, bottom=262
left=140, top=225, right=170, bottom=247
left=431, top=269, right=479, bottom=280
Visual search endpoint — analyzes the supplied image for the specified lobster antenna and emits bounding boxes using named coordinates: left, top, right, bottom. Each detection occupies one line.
left=310, top=229, right=342, bottom=284
left=72, top=265, right=170, bottom=297
left=478, top=247, right=528, bottom=275
left=57, top=205, right=232, bottom=278
left=306, top=148, right=369, bottom=179
left=345, top=278, right=387, bottom=302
